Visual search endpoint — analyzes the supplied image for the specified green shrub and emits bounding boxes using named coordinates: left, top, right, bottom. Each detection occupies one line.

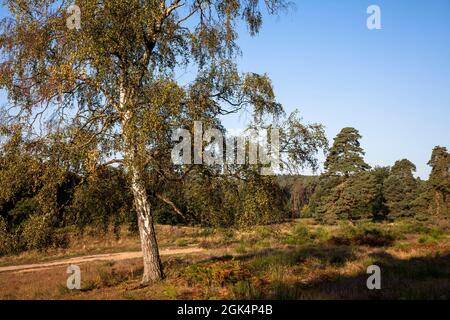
left=283, top=224, right=313, bottom=245
left=352, top=226, right=396, bottom=247
left=0, top=217, right=14, bottom=255
left=21, top=215, right=53, bottom=251
left=329, top=223, right=397, bottom=247
left=418, top=227, right=447, bottom=243
left=8, top=197, right=40, bottom=226
left=313, top=227, right=330, bottom=242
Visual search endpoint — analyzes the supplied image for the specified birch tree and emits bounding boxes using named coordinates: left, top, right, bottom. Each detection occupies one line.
left=0, top=0, right=326, bottom=284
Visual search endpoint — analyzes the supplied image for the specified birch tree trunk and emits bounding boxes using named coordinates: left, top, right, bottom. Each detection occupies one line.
left=121, top=89, right=164, bottom=285
left=130, top=161, right=164, bottom=284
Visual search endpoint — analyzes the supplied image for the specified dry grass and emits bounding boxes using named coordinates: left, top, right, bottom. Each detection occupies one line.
left=0, top=219, right=449, bottom=300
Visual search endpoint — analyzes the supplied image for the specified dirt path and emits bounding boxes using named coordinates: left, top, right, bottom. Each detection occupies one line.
left=0, top=247, right=204, bottom=274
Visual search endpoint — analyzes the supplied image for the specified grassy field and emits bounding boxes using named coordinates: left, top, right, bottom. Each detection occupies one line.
left=0, top=219, right=449, bottom=300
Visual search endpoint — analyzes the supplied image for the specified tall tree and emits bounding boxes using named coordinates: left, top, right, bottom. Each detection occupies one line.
left=0, top=1, right=326, bottom=283
left=427, top=146, right=450, bottom=216
left=324, top=127, right=370, bottom=176
left=384, top=159, right=419, bottom=219
left=311, top=171, right=380, bottom=223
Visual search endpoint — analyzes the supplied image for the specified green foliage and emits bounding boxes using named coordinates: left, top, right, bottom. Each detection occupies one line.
left=277, top=175, right=319, bottom=218
left=0, top=128, right=43, bottom=224
left=68, top=167, right=134, bottom=234
left=417, top=227, right=447, bottom=243
left=428, top=146, right=450, bottom=193
left=427, top=146, right=450, bottom=216
left=308, top=138, right=450, bottom=224
left=307, top=175, right=342, bottom=223
left=324, top=127, right=370, bottom=177
left=330, top=223, right=398, bottom=247
left=384, top=159, right=420, bottom=219
left=237, top=173, right=289, bottom=227
left=182, top=169, right=234, bottom=227
left=21, top=215, right=53, bottom=251
left=0, top=216, right=14, bottom=255
left=333, top=172, right=380, bottom=220
left=410, top=186, right=433, bottom=221
left=283, top=224, right=313, bottom=245
left=370, top=166, right=390, bottom=220
left=8, top=197, right=40, bottom=227
left=311, top=171, right=381, bottom=223
left=181, top=167, right=291, bottom=227
left=308, top=128, right=382, bottom=223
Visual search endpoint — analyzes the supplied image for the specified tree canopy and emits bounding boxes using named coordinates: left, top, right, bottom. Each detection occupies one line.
left=0, top=0, right=329, bottom=283
left=384, top=159, right=419, bottom=219
left=324, top=127, right=370, bottom=176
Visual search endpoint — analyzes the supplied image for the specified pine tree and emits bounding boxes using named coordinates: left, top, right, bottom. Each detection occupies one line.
left=427, top=146, right=450, bottom=216
left=324, top=127, right=370, bottom=176
left=384, top=159, right=419, bottom=219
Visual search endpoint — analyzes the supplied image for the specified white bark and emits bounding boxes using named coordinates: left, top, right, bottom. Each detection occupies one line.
left=121, top=87, right=164, bottom=284
left=131, top=162, right=164, bottom=284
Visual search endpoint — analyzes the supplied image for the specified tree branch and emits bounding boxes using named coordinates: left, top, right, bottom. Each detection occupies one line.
left=155, top=192, right=187, bottom=220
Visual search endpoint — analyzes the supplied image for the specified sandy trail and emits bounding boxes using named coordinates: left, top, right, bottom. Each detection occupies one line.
left=0, top=247, right=204, bottom=274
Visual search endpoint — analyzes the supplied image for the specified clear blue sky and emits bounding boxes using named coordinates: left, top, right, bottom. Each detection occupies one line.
left=1, top=1, right=449, bottom=178
left=225, top=0, right=450, bottom=179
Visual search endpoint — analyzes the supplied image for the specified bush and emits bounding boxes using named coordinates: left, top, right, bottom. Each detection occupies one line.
left=329, top=223, right=397, bottom=247
left=21, top=215, right=53, bottom=251
left=283, top=224, right=313, bottom=245
left=417, top=227, right=447, bottom=243
left=352, top=226, right=396, bottom=247
left=8, top=197, right=40, bottom=227
left=0, top=217, right=14, bottom=255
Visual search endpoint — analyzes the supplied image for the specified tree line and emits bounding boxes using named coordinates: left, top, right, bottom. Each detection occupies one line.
left=1, top=124, right=448, bottom=257
left=291, top=127, right=449, bottom=224
left=0, top=124, right=296, bottom=254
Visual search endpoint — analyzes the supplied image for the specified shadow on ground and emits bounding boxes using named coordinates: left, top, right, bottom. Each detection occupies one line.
left=187, top=244, right=450, bottom=300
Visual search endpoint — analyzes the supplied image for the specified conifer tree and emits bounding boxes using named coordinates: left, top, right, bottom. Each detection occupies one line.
left=324, top=127, right=370, bottom=176
left=384, top=159, right=419, bottom=219
left=427, top=146, right=450, bottom=216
